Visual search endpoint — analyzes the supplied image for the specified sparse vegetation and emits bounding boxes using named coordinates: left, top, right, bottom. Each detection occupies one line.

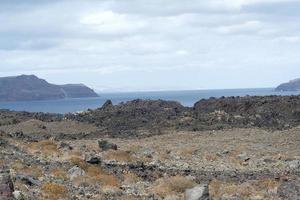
left=102, top=150, right=132, bottom=162
left=41, top=182, right=68, bottom=199
left=150, top=175, right=196, bottom=197
left=209, top=179, right=280, bottom=199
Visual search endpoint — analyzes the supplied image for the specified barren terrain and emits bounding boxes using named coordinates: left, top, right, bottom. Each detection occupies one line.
left=1, top=96, right=300, bottom=199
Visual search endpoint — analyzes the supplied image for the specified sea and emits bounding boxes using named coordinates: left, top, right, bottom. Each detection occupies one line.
left=0, top=88, right=299, bottom=114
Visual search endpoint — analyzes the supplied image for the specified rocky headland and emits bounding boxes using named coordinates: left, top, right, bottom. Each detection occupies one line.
left=0, top=95, right=300, bottom=200
left=0, top=75, right=98, bottom=101
left=276, top=78, right=300, bottom=91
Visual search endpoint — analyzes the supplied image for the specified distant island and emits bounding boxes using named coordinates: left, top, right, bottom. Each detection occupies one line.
left=275, top=78, right=300, bottom=91
left=0, top=75, right=98, bottom=101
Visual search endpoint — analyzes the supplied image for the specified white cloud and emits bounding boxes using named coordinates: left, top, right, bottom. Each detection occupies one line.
left=80, top=11, right=147, bottom=34
left=0, top=0, right=300, bottom=90
left=176, top=50, right=189, bottom=55
left=217, top=20, right=263, bottom=34
left=277, top=36, right=300, bottom=43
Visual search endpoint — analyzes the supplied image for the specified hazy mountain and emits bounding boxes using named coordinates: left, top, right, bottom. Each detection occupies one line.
left=0, top=75, right=98, bottom=101
left=275, top=78, right=300, bottom=91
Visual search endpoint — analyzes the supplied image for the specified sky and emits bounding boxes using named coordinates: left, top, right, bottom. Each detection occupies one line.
left=0, top=0, right=300, bottom=92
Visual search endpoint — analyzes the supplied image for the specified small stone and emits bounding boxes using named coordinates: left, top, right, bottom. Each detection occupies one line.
left=13, top=191, right=24, bottom=200
left=58, top=142, right=73, bottom=150
left=98, top=140, right=118, bottom=151
left=0, top=138, right=8, bottom=146
left=85, top=155, right=101, bottom=165
left=237, top=153, right=250, bottom=162
left=185, top=185, right=209, bottom=200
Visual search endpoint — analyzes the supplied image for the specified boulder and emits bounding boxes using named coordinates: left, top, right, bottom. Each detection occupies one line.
left=98, top=140, right=118, bottom=151
left=0, top=171, right=14, bottom=199
left=101, top=100, right=113, bottom=110
left=68, top=166, right=85, bottom=181
left=287, top=160, right=300, bottom=170
left=185, top=185, right=209, bottom=200
left=0, top=138, right=8, bottom=146
left=13, top=191, right=24, bottom=200
left=15, top=173, right=42, bottom=186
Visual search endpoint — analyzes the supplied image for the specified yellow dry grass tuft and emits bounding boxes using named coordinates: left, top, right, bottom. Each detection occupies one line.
left=178, top=147, right=197, bottom=157
left=41, top=182, right=68, bottom=199
left=150, top=175, right=196, bottom=197
left=72, top=165, right=119, bottom=188
left=103, top=150, right=132, bottom=162
left=26, top=140, right=59, bottom=157
left=123, top=171, right=141, bottom=184
left=119, top=195, right=142, bottom=200
left=50, top=167, right=68, bottom=181
left=69, top=156, right=88, bottom=170
left=209, top=179, right=280, bottom=199
left=12, top=159, right=43, bottom=179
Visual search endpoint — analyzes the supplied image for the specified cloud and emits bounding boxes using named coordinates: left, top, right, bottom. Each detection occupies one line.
left=80, top=11, right=147, bottom=34
left=0, top=0, right=300, bottom=90
left=217, top=20, right=263, bottom=34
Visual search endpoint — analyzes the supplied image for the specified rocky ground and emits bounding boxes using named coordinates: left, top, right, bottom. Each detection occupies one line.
left=1, top=96, right=300, bottom=200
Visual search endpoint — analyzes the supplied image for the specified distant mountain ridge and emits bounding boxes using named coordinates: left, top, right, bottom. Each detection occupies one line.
left=0, top=75, right=98, bottom=101
left=275, top=78, right=300, bottom=91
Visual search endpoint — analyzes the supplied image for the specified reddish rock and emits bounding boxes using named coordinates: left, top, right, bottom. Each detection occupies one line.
left=0, top=171, right=14, bottom=199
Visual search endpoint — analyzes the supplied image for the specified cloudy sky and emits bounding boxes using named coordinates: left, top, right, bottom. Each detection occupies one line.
left=0, top=0, right=300, bottom=91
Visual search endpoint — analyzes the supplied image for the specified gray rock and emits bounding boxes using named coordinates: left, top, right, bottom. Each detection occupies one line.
left=0, top=171, right=14, bottom=199
left=237, top=153, right=250, bottom=162
left=68, top=166, right=85, bottom=181
left=58, top=142, right=73, bottom=150
left=13, top=191, right=24, bottom=200
left=85, top=155, right=101, bottom=165
left=0, top=138, right=8, bottom=146
left=101, top=100, right=113, bottom=110
left=15, top=173, right=42, bottom=186
left=185, top=185, right=209, bottom=200
left=98, top=140, right=118, bottom=151
left=287, top=160, right=300, bottom=170
left=278, top=181, right=300, bottom=200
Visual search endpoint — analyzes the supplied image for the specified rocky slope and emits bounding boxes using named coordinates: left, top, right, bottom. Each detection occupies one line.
left=0, top=75, right=98, bottom=101
left=0, top=95, right=300, bottom=200
left=66, top=95, right=300, bottom=137
left=276, top=78, right=300, bottom=91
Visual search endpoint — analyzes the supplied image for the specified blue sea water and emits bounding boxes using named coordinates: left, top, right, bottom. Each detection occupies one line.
left=0, top=88, right=299, bottom=114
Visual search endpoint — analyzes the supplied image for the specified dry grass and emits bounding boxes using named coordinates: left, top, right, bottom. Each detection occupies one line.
left=68, top=155, right=120, bottom=188
left=0, top=159, right=5, bottom=167
left=50, top=167, right=68, bottom=181
left=26, top=140, right=59, bottom=157
left=12, top=159, right=43, bottom=179
left=209, top=179, right=280, bottom=199
left=119, top=195, right=142, bottom=200
left=178, top=147, right=197, bottom=157
left=150, top=175, right=196, bottom=197
left=204, top=154, right=219, bottom=162
left=41, top=182, right=68, bottom=199
left=72, top=165, right=119, bottom=188
left=103, top=150, right=132, bottom=162
left=123, top=171, right=141, bottom=184
left=88, top=195, right=105, bottom=200
left=69, top=156, right=88, bottom=170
